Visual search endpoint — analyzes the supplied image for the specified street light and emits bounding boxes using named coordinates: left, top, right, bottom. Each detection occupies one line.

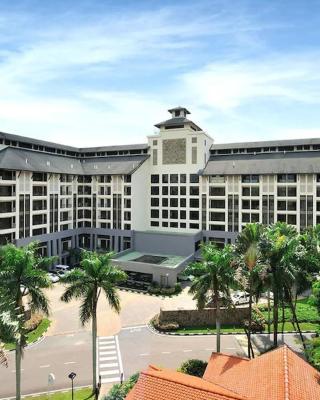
left=68, top=372, right=76, bottom=400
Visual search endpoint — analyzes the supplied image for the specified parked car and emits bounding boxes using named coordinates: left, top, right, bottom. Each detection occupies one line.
left=20, top=285, right=29, bottom=296
left=52, top=264, right=72, bottom=273
left=232, top=291, right=250, bottom=305
left=48, top=272, right=60, bottom=283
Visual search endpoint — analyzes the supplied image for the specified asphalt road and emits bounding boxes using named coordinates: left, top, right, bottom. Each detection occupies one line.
left=0, top=325, right=312, bottom=399
left=0, top=331, right=92, bottom=399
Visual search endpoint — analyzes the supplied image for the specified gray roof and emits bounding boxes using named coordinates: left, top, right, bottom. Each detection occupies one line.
left=211, top=137, right=320, bottom=150
left=202, top=151, right=320, bottom=175
left=168, top=106, right=190, bottom=114
left=0, top=146, right=149, bottom=175
left=0, top=131, right=148, bottom=154
left=154, top=117, right=202, bottom=130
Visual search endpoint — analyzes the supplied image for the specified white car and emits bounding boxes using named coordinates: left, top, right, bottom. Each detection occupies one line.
left=48, top=273, right=60, bottom=283
left=232, top=292, right=250, bottom=305
left=53, top=264, right=72, bottom=274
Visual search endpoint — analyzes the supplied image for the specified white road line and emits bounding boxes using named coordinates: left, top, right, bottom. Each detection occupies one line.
left=205, top=348, right=215, bottom=351
left=99, top=336, right=114, bottom=340
left=100, top=362, right=119, bottom=369
left=39, top=364, right=50, bottom=368
left=101, top=377, right=121, bottom=384
left=139, top=353, right=150, bottom=356
left=115, top=335, right=124, bottom=381
left=100, top=356, right=117, bottom=361
left=64, top=361, right=76, bottom=365
left=99, top=338, right=115, bottom=343
left=121, top=324, right=147, bottom=331
left=100, top=350, right=117, bottom=355
left=99, top=345, right=116, bottom=350
left=183, top=349, right=192, bottom=352
left=162, top=351, right=171, bottom=354
left=100, top=369, right=119, bottom=376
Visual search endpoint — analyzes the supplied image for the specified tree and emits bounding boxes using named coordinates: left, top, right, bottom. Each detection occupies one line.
left=60, top=251, right=127, bottom=397
left=260, top=223, right=306, bottom=348
left=235, top=223, right=265, bottom=358
left=0, top=243, right=53, bottom=400
left=184, top=243, right=235, bottom=353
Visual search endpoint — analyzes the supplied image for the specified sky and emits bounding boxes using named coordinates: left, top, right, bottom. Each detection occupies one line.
left=0, top=0, right=320, bottom=147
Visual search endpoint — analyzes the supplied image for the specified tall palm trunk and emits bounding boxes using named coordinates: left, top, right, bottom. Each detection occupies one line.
left=15, top=342, right=22, bottom=400
left=285, top=286, right=306, bottom=350
left=247, top=284, right=253, bottom=359
left=267, top=290, right=271, bottom=335
left=213, top=281, right=221, bottom=353
left=273, top=284, right=279, bottom=347
left=92, top=307, right=97, bottom=398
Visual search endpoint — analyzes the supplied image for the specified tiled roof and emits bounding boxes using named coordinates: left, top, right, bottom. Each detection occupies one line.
left=126, top=365, right=246, bottom=400
left=126, top=346, right=320, bottom=400
left=204, top=345, right=320, bottom=400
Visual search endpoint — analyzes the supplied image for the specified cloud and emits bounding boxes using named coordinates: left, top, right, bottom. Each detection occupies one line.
left=181, top=53, right=320, bottom=111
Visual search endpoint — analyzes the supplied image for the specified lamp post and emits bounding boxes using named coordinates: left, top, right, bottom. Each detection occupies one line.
left=68, top=372, right=76, bottom=400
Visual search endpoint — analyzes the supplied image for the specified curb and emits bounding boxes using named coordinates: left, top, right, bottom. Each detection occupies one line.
left=118, top=287, right=180, bottom=298
left=148, top=323, right=317, bottom=337
left=1, top=384, right=91, bottom=400
left=8, top=320, right=51, bottom=352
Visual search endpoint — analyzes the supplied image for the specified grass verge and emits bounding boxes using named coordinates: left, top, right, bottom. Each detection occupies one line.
left=23, top=387, right=93, bottom=400
left=174, top=322, right=320, bottom=335
left=4, top=318, right=51, bottom=350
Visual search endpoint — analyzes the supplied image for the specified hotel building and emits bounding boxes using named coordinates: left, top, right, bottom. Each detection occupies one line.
left=1, top=107, right=319, bottom=285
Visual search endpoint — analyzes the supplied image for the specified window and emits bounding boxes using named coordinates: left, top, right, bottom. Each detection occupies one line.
left=190, top=211, right=199, bottom=220
left=162, top=174, right=168, bottom=183
left=152, top=149, right=158, bottom=165
left=180, top=174, right=187, bottom=183
left=151, top=221, right=159, bottom=227
left=180, top=198, right=186, bottom=207
left=151, top=209, right=159, bottom=218
left=190, top=174, right=199, bottom=183
left=151, top=174, right=159, bottom=183
left=190, top=223, right=199, bottom=229
left=210, top=212, right=225, bottom=222
left=209, top=187, right=225, bottom=196
left=124, top=186, right=131, bottom=196
left=192, top=147, right=197, bottom=164
left=242, top=187, right=250, bottom=196
left=180, top=210, right=186, bottom=219
left=162, top=209, right=168, bottom=218
left=151, top=198, right=159, bottom=207
left=162, top=198, right=168, bottom=207
left=190, top=186, right=199, bottom=195
left=170, top=198, right=178, bottom=207
left=162, top=186, right=168, bottom=195
left=170, top=174, right=178, bottom=183
left=190, top=198, right=199, bottom=208
left=251, top=187, right=259, bottom=196
left=151, top=187, right=159, bottom=195
left=153, top=140, right=158, bottom=146
left=170, top=187, right=178, bottom=196
left=170, top=210, right=178, bottom=219
left=210, top=199, right=225, bottom=209
left=180, top=186, right=186, bottom=195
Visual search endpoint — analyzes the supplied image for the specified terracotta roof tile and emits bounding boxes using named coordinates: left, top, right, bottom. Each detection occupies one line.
left=126, top=365, right=247, bottom=400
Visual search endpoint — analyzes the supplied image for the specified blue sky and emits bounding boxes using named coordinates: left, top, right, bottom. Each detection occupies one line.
left=1, top=0, right=320, bottom=146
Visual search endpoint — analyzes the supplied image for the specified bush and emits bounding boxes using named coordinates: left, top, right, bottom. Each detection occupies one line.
left=306, top=337, right=320, bottom=371
left=178, top=359, right=208, bottom=378
left=147, top=282, right=182, bottom=296
left=150, top=315, right=179, bottom=331
left=243, top=306, right=266, bottom=333
left=105, top=372, right=139, bottom=400
left=25, top=313, right=43, bottom=333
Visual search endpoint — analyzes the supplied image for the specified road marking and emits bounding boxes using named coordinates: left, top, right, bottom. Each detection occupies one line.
left=162, top=351, right=171, bottom=354
left=121, top=324, right=147, bottom=331
left=225, top=347, right=237, bottom=350
left=100, top=362, right=119, bottom=369
left=99, top=345, right=116, bottom=350
left=139, top=353, right=150, bottom=356
left=39, top=364, right=50, bottom=368
left=101, top=377, right=121, bottom=384
left=97, top=335, right=123, bottom=385
left=64, top=361, right=76, bottom=365
left=100, top=369, right=120, bottom=376
left=100, top=356, right=117, bottom=361
left=183, top=349, right=192, bottom=352
left=67, top=334, right=74, bottom=337
left=205, top=348, right=215, bottom=351
left=11, top=369, right=24, bottom=373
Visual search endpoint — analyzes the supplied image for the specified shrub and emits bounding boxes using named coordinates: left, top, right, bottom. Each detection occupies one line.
left=25, top=313, right=43, bottom=333
left=105, top=372, right=139, bottom=400
left=150, top=315, right=179, bottom=331
left=306, top=337, right=320, bottom=371
left=148, top=282, right=182, bottom=296
left=174, top=282, right=182, bottom=294
left=243, top=306, right=266, bottom=333
left=178, top=359, right=208, bottom=378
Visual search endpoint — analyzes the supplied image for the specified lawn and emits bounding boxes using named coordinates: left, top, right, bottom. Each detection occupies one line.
left=174, top=322, right=320, bottom=335
left=259, top=298, right=320, bottom=323
left=4, top=318, right=51, bottom=350
left=23, top=387, right=93, bottom=400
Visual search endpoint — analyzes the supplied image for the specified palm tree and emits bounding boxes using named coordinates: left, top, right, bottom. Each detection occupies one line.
left=184, top=243, right=235, bottom=353
left=260, top=222, right=305, bottom=348
left=0, top=243, right=53, bottom=400
left=60, top=250, right=127, bottom=397
left=235, top=223, right=265, bottom=358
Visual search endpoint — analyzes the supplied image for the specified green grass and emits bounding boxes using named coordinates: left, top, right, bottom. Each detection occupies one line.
left=174, top=322, right=320, bottom=335
left=259, top=298, right=320, bottom=323
left=23, top=387, right=93, bottom=400
left=4, top=318, right=51, bottom=350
